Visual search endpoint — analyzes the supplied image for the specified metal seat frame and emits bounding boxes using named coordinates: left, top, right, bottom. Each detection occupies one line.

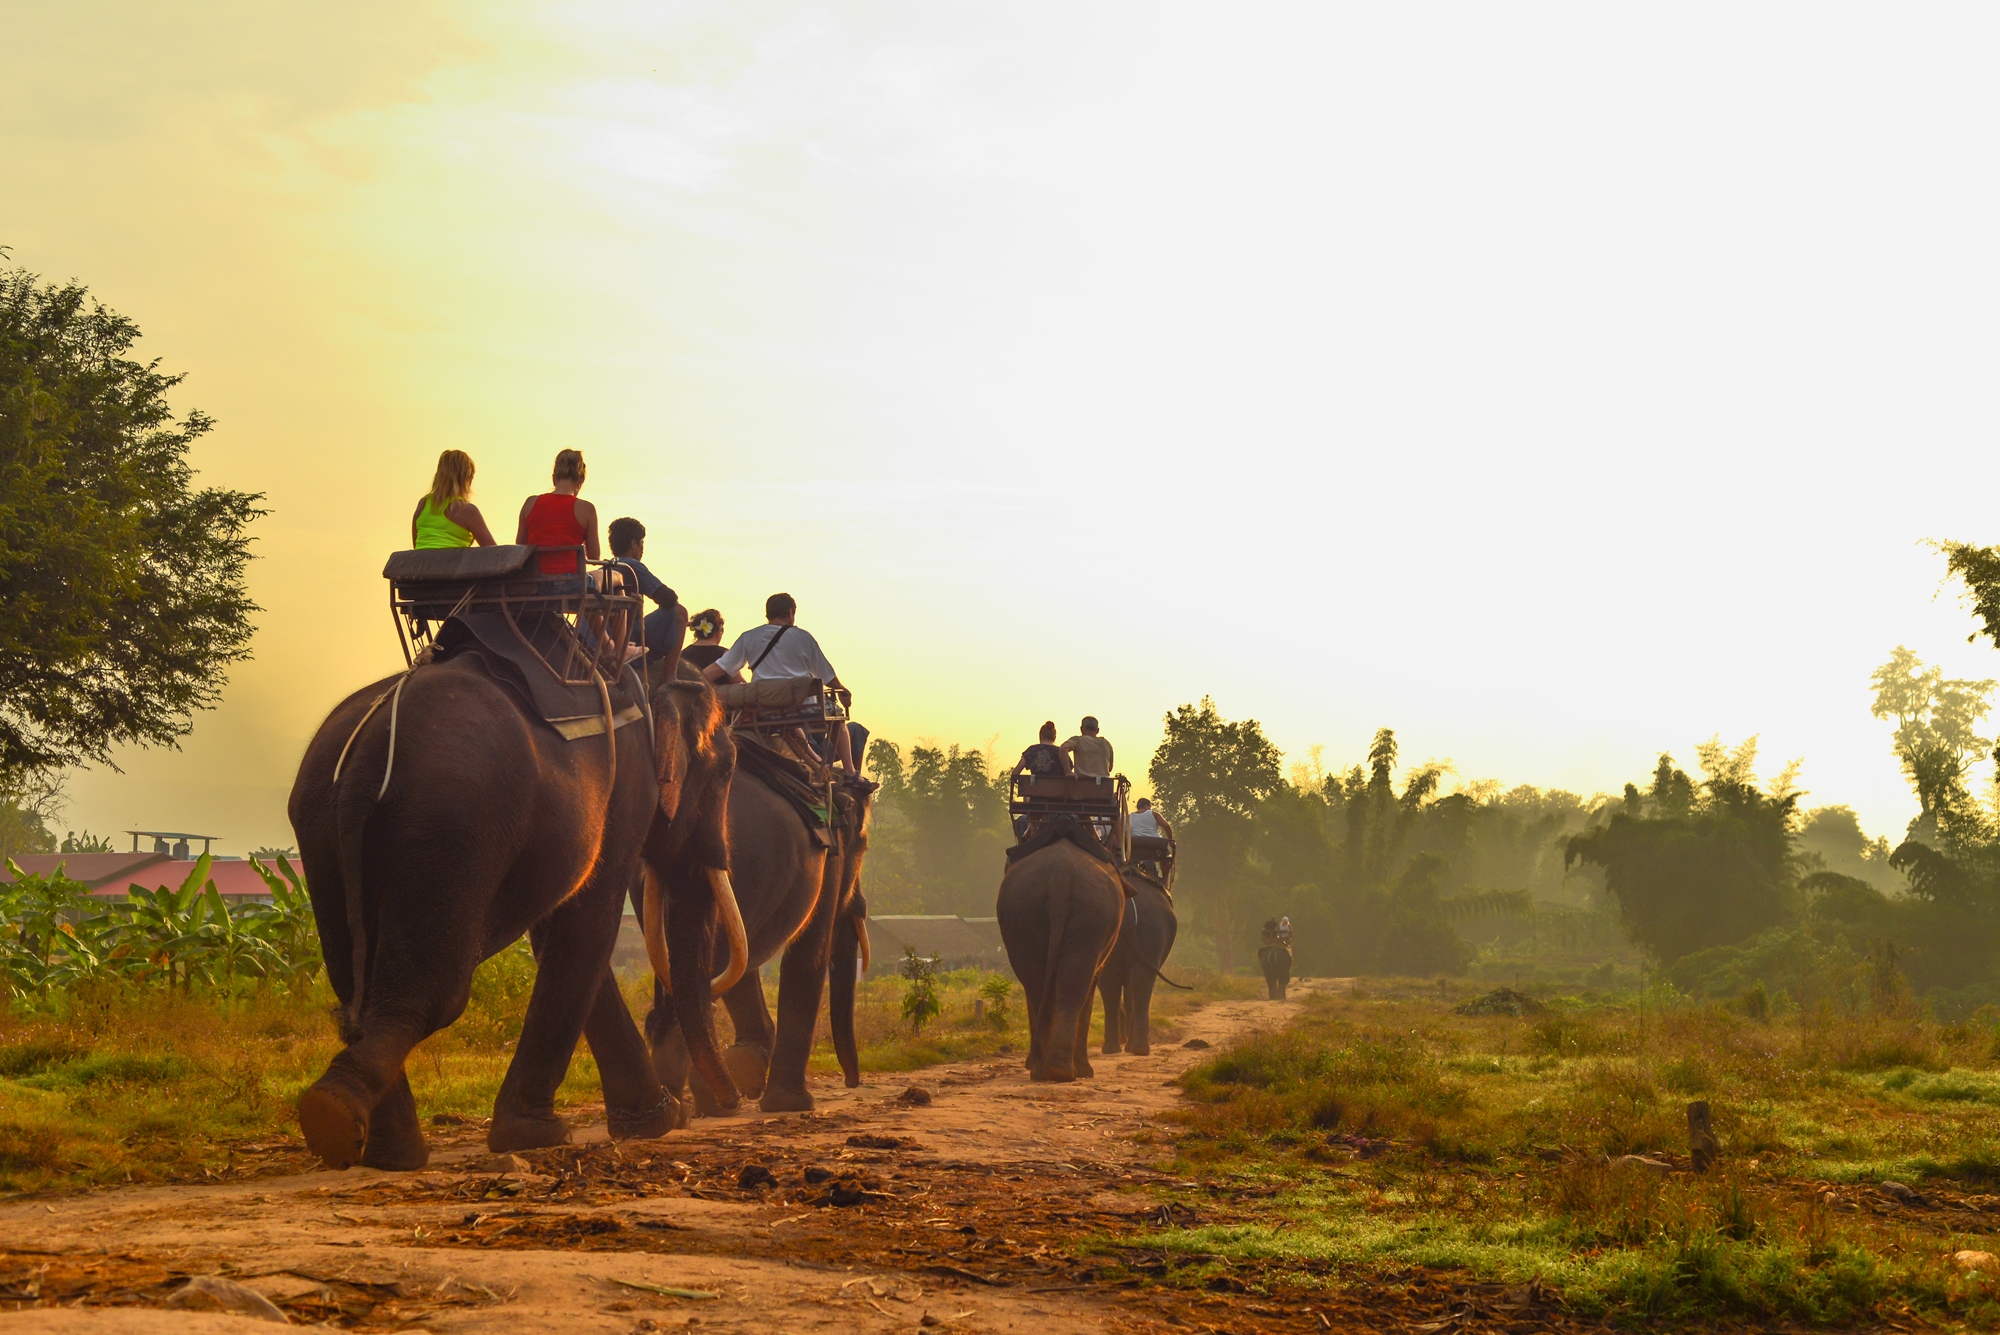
left=387, top=544, right=646, bottom=691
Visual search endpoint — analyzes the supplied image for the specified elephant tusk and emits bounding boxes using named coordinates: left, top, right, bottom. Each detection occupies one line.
left=856, top=916, right=872, bottom=975
left=642, top=866, right=672, bottom=995
left=709, top=867, right=749, bottom=992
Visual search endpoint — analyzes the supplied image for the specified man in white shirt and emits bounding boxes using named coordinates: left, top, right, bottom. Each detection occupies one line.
left=703, top=592, right=860, bottom=777
left=1129, top=798, right=1167, bottom=840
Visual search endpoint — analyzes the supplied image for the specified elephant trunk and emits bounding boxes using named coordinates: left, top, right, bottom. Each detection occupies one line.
left=709, top=868, right=748, bottom=992
left=665, top=867, right=739, bottom=1111
left=830, top=911, right=862, bottom=1088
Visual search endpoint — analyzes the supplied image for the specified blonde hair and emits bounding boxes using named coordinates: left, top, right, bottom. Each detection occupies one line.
left=429, top=450, right=475, bottom=508
left=552, top=449, right=586, bottom=486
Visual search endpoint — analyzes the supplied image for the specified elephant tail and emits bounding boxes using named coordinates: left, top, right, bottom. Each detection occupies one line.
left=330, top=674, right=410, bottom=1041
left=1042, top=878, right=1071, bottom=1005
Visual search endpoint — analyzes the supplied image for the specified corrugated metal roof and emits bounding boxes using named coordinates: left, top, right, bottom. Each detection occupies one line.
left=0, top=851, right=170, bottom=888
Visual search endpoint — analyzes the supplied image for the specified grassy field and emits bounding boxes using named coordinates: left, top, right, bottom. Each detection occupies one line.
left=1138, top=979, right=2000, bottom=1326
left=0, top=946, right=1256, bottom=1196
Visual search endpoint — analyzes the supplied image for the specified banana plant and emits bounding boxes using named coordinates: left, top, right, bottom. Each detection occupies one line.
left=118, top=854, right=220, bottom=991
left=0, top=858, right=105, bottom=997
left=245, top=855, right=320, bottom=984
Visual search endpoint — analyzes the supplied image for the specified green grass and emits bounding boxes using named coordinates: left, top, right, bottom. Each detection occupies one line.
left=1, top=943, right=1261, bottom=1195
left=0, top=941, right=609, bottom=1194
left=1138, top=984, right=2000, bottom=1326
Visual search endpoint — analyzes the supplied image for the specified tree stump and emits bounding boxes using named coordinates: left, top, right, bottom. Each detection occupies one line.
left=1688, top=1100, right=1719, bottom=1173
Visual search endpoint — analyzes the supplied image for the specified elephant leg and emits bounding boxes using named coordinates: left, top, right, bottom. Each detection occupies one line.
left=300, top=929, right=472, bottom=1171
left=1000, top=915, right=1048, bottom=1078
left=761, top=912, right=834, bottom=1113
left=359, top=1072, right=428, bottom=1171
left=1071, top=988, right=1097, bottom=1080
left=1042, top=932, right=1107, bottom=1084
left=489, top=881, right=624, bottom=1153
left=583, top=964, right=680, bottom=1140
left=719, top=970, right=774, bottom=1100
left=1098, top=969, right=1124, bottom=1055
left=1125, top=963, right=1160, bottom=1056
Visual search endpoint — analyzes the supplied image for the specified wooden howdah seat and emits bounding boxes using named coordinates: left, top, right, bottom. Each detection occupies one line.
left=383, top=543, right=645, bottom=689
left=1010, top=773, right=1132, bottom=860
left=714, top=676, right=848, bottom=734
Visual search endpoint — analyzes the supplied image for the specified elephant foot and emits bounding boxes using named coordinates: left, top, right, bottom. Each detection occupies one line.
left=690, top=1079, right=741, bottom=1119
left=1101, top=1041, right=1123, bottom=1056
left=299, top=1079, right=370, bottom=1170
left=488, top=1108, right=571, bottom=1153
left=1030, top=1066, right=1075, bottom=1083
left=722, top=1043, right=770, bottom=1100
left=758, top=1085, right=816, bottom=1113
left=607, top=1091, right=681, bottom=1141
left=1128, top=1039, right=1151, bottom=1056
left=359, top=1075, right=429, bottom=1171
left=1076, top=1058, right=1096, bottom=1079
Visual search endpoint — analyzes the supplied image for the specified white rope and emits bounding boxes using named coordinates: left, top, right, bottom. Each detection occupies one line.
left=377, top=674, right=410, bottom=800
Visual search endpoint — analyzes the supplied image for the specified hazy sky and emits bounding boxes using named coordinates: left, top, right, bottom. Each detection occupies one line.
left=6, top=2, right=1999, bottom=853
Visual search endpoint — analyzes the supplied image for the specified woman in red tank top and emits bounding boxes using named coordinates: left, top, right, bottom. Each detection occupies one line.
left=516, top=449, right=599, bottom=575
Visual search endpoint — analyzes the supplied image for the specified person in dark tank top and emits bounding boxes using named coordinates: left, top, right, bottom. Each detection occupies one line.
left=682, top=609, right=730, bottom=672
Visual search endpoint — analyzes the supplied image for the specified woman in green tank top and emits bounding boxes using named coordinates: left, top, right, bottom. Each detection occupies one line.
left=410, top=449, right=497, bottom=549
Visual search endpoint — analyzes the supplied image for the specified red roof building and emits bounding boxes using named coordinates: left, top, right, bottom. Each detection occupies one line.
left=0, top=853, right=276, bottom=900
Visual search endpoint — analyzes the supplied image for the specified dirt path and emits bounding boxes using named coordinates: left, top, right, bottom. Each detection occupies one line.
left=0, top=991, right=1324, bottom=1333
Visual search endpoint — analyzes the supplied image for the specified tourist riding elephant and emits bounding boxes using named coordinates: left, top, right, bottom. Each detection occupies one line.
left=1259, top=941, right=1293, bottom=1000
left=288, top=631, right=742, bottom=1170
left=1098, top=871, right=1177, bottom=1055
left=997, top=822, right=1125, bottom=1082
left=643, top=755, right=872, bottom=1114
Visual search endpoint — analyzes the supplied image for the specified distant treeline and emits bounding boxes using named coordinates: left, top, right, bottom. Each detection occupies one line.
left=857, top=544, right=2000, bottom=1007
left=856, top=708, right=1912, bottom=989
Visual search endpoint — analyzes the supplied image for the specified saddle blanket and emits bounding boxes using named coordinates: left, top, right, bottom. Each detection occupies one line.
left=433, top=612, right=645, bottom=741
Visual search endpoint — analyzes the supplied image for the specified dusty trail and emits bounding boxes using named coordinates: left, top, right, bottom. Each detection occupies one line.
left=0, top=992, right=1324, bottom=1334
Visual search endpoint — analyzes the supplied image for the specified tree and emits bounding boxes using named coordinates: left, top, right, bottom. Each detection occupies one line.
left=0, top=261, right=262, bottom=783
left=1565, top=745, right=1798, bottom=966
left=1149, top=698, right=1283, bottom=971
left=863, top=738, right=1010, bottom=916
left=1868, top=645, right=1995, bottom=847
left=0, top=769, right=61, bottom=861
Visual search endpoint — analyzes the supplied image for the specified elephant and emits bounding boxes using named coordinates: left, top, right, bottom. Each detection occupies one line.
left=1097, top=872, right=1177, bottom=1055
left=643, top=760, right=873, bottom=1115
left=996, top=826, right=1125, bottom=1082
left=288, top=634, right=742, bottom=1170
left=1259, top=942, right=1293, bottom=1000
